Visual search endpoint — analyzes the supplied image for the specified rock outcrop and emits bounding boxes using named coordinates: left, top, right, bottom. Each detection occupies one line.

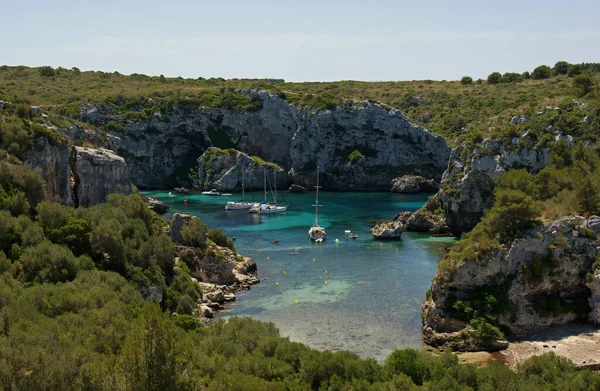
left=391, top=175, right=438, bottom=193
left=423, top=216, right=599, bottom=351
left=71, top=146, right=131, bottom=207
left=441, top=139, right=550, bottom=234
left=196, top=147, right=289, bottom=191
left=395, top=195, right=450, bottom=235
left=371, top=219, right=404, bottom=240
left=85, top=93, right=451, bottom=190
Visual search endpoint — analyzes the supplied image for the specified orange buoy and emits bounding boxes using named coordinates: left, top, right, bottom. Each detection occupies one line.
left=274, top=239, right=279, bottom=244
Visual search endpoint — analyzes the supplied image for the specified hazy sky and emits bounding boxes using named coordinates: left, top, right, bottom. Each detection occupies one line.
left=2, top=0, right=599, bottom=81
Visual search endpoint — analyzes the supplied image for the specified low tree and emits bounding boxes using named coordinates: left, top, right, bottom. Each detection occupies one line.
left=553, top=61, right=570, bottom=75
left=460, top=76, right=473, bottom=85
left=485, top=189, right=540, bottom=237
left=532, top=65, right=552, bottom=80
left=487, top=72, right=502, bottom=84
left=576, top=176, right=600, bottom=216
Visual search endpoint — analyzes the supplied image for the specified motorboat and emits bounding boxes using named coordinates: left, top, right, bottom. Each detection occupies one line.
left=201, top=189, right=221, bottom=196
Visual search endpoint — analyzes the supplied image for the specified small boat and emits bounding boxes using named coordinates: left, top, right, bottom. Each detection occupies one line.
left=315, top=238, right=323, bottom=243
left=201, top=189, right=221, bottom=196
left=308, top=166, right=326, bottom=241
left=168, top=191, right=174, bottom=198
left=349, top=233, right=358, bottom=239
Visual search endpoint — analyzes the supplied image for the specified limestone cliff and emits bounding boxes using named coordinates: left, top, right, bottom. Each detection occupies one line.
left=195, top=147, right=290, bottom=192
left=26, top=137, right=74, bottom=206
left=91, top=93, right=450, bottom=190
left=422, top=216, right=599, bottom=351
left=71, top=146, right=131, bottom=207
left=440, top=139, right=549, bottom=235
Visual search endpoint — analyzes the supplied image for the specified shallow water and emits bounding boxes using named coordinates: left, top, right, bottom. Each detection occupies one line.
left=144, top=190, right=454, bottom=360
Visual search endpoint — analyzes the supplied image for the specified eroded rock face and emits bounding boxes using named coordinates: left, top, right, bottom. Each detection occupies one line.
left=288, top=104, right=450, bottom=190
left=71, top=146, right=131, bottom=207
left=436, top=139, right=549, bottom=235
left=391, top=175, right=438, bottom=193
left=423, top=216, right=598, bottom=351
left=93, top=94, right=450, bottom=190
left=170, top=213, right=195, bottom=244
left=26, top=137, right=74, bottom=206
left=371, top=220, right=404, bottom=240
left=196, top=147, right=289, bottom=191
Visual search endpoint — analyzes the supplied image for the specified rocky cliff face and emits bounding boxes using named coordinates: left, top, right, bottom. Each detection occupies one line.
left=26, top=135, right=131, bottom=207
left=423, top=216, right=599, bottom=351
left=426, top=139, right=550, bottom=235
left=195, top=147, right=290, bottom=192
left=26, top=137, right=74, bottom=206
left=92, top=93, right=450, bottom=190
left=71, top=146, right=131, bottom=207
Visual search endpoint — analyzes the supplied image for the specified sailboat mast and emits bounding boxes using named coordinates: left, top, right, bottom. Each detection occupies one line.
left=263, top=168, right=267, bottom=202
left=274, top=169, right=277, bottom=204
left=241, top=166, right=245, bottom=201
left=314, top=166, right=320, bottom=226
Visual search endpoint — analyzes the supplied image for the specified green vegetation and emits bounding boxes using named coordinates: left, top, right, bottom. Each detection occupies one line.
left=1, top=61, right=599, bottom=147
left=348, top=149, right=365, bottom=165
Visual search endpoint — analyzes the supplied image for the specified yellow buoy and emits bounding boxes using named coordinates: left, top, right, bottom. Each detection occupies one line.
left=283, top=270, right=287, bottom=275
left=324, top=281, right=328, bottom=285
left=324, top=270, right=328, bottom=275
left=335, top=238, right=339, bottom=243
left=257, top=250, right=261, bottom=254
left=275, top=282, right=279, bottom=287
left=312, top=258, right=316, bottom=263
left=267, top=256, right=270, bottom=261
left=294, top=300, right=299, bottom=305
left=295, top=248, right=298, bottom=252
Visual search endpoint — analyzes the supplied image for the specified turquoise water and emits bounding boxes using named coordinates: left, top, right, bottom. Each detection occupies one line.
left=144, top=190, right=454, bottom=360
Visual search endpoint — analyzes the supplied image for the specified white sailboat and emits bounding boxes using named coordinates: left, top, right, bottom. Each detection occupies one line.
left=225, top=166, right=255, bottom=210
left=308, top=167, right=326, bottom=241
left=258, top=168, right=288, bottom=214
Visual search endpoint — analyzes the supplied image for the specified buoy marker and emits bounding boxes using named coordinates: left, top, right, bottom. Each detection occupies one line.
left=275, top=282, right=279, bottom=287
left=294, top=300, right=299, bottom=305
left=283, top=270, right=287, bottom=275
left=324, top=270, right=328, bottom=275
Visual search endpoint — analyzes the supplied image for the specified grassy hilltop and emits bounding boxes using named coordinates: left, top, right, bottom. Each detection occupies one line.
left=1, top=62, right=599, bottom=146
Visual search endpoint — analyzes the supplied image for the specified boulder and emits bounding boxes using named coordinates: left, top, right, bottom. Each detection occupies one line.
left=148, top=198, right=169, bottom=214
left=204, top=289, right=225, bottom=304
left=390, top=175, right=438, bottom=193
left=199, top=304, right=214, bottom=318
left=588, top=216, right=600, bottom=233
left=371, top=220, right=404, bottom=240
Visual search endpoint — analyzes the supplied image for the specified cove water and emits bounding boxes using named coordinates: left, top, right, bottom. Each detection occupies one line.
left=143, top=190, right=454, bottom=360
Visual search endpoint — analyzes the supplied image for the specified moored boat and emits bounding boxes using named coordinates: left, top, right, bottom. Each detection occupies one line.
left=308, top=167, right=326, bottom=241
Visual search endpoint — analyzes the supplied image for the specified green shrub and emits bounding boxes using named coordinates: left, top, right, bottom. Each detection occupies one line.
left=180, top=218, right=208, bottom=247
left=460, top=76, right=473, bottom=85
left=347, top=149, right=364, bottom=165
left=208, top=228, right=229, bottom=247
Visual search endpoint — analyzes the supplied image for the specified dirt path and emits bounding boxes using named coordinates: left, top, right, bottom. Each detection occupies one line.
left=459, top=324, right=600, bottom=370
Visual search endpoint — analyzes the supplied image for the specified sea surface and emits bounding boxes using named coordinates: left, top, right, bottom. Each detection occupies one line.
left=143, top=190, right=454, bottom=360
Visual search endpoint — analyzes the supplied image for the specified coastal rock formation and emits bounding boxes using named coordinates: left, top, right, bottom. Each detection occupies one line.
left=83, top=93, right=451, bottom=190
left=404, top=139, right=550, bottom=236
left=170, top=213, right=195, bottom=243
left=196, top=147, right=289, bottom=191
left=71, top=146, right=131, bottom=207
left=391, top=175, right=438, bottom=193
left=423, top=216, right=598, bottom=351
left=441, top=139, right=549, bottom=234
left=371, top=219, right=404, bottom=240
left=288, top=103, right=450, bottom=190
left=395, top=195, right=450, bottom=235
left=147, top=198, right=169, bottom=214
left=177, top=243, right=259, bottom=317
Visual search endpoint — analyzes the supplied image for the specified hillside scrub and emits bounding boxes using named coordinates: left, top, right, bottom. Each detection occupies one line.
left=1, top=62, right=599, bottom=146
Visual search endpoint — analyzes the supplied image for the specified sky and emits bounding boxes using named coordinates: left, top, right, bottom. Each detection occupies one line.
left=1, top=0, right=599, bottom=82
